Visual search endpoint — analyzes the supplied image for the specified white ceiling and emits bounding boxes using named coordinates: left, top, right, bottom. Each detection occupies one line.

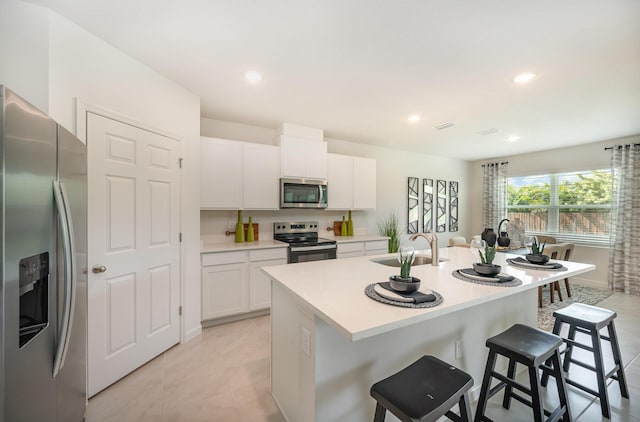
left=33, top=0, right=640, bottom=160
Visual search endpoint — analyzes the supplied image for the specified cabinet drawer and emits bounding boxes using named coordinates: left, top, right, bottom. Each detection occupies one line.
left=338, top=251, right=363, bottom=259
left=202, top=251, right=248, bottom=266
left=365, top=249, right=388, bottom=256
left=337, top=242, right=364, bottom=253
left=365, top=240, right=388, bottom=251
left=249, top=248, right=287, bottom=262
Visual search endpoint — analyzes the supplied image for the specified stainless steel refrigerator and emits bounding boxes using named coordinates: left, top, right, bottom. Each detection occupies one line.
left=0, top=86, right=87, bottom=421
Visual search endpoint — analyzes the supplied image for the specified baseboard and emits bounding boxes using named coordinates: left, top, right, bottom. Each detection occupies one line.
left=183, top=324, right=202, bottom=343
left=201, top=309, right=270, bottom=328
left=572, top=276, right=608, bottom=290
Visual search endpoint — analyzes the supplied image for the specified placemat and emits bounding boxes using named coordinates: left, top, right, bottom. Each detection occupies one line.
left=452, top=269, right=523, bottom=287
left=507, top=257, right=567, bottom=271
left=364, top=284, right=444, bottom=308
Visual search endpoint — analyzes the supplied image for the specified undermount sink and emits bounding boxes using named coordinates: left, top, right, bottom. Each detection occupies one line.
left=371, top=256, right=447, bottom=267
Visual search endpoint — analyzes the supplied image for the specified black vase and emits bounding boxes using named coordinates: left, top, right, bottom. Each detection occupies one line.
left=482, top=228, right=497, bottom=247
left=497, top=232, right=511, bottom=247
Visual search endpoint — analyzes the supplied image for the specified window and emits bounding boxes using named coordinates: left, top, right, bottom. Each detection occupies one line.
left=507, top=169, right=612, bottom=244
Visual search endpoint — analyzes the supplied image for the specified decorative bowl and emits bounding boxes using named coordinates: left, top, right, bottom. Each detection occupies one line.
left=389, top=275, right=421, bottom=292
left=526, top=254, right=550, bottom=264
left=473, top=263, right=502, bottom=276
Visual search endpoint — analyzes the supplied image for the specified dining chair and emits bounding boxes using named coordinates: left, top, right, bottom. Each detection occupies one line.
left=536, top=235, right=557, bottom=244
left=448, top=236, right=469, bottom=248
left=556, top=243, right=574, bottom=297
left=537, top=244, right=564, bottom=307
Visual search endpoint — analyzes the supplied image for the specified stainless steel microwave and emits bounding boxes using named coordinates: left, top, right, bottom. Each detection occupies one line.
left=280, top=178, right=328, bottom=209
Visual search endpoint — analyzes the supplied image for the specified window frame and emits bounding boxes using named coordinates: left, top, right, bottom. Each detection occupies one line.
left=507, top=170, right=612, bottom=246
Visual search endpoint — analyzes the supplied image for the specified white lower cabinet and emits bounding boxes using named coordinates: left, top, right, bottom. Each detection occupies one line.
left=337, top=241, right=364, bottom=259
left=201, top=247, right=287, bottom=321
left=249, top=258, right=285, bottom=310
left=202, top=262, right=248, bottom=320
left=337, top=239, right=389, bottom=259
left=365, top=240, right=388, bottom=256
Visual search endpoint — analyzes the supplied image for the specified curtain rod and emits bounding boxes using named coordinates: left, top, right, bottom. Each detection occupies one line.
left=481, top=161, right=509, bottom=167
left=604, top=143, right=640, bottom=151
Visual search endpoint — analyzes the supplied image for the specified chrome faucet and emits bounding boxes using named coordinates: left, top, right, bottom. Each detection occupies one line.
left=409, top=230, right=439, bottom=265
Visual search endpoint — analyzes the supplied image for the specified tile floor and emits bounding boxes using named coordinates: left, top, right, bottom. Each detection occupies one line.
left=87, top=287, right=640, bottom=422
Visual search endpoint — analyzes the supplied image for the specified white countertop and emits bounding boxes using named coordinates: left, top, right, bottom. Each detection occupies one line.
left=323, top=234, right=389, bottom=243
left=201, top=239, right=288, bottom=253
left=261, top=247, right=596, bottom=341
left=201, top=234, right=388, bottom=253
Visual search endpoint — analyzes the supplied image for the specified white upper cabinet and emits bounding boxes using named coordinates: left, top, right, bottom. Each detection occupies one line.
left=279, top=135, right=327, bottom=179
left=200, top=137, right=243, bottom=209
left=243, top=143, right=280, bottom=209
left=200, top=137, right=279, bottom=209
left=326, top=153, right=376, bottom=210
left=353, top=156, right=376, bottom=209
left=326, top=153, right=354, bottom=210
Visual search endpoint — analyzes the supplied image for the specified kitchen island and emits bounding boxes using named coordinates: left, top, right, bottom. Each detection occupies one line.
left=261, top=247, right=595, bottom=422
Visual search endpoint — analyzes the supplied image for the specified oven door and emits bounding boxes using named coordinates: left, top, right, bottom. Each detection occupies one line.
left=288, top=244, right=337, bottom=263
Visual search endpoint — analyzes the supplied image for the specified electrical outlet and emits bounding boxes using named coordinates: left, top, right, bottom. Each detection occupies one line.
left=301, top=327, right=310, bottom=356
left=455, top=339, right=463, bottom=358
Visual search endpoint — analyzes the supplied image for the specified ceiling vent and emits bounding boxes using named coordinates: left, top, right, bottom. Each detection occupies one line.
left=477, top=128, right=500, bottom=136
left=434, top=122, right=455, bottom=130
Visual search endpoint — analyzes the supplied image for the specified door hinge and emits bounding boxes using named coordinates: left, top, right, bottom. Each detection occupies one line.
left=179, top=232, right=182, bottom=242
left=179, top=158, right=183, bottom=169
left=178, top=306, right=182, bottom=316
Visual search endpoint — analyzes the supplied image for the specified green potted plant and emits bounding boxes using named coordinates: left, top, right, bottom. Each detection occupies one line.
left=389, top=246, right=420, bottom=292
left=377, top=212, right=399, bottom=253
left=526, top=237, right=549, bottom=264
left=473, top=243, right=501, bottom=276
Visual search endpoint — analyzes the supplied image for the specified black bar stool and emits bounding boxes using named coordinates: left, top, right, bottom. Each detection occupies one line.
left=541, top=303, right=629, bottom=419
left=370, top=355, right=473, bottom=422
left=474, top=324, right=571, bottom=422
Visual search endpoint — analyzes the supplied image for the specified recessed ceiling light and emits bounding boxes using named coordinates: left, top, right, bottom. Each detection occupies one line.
left=513, top=72, right=536, bottom=84
left=408, top=115, right=421, bottom=123
left=244, top=71, right=262, bottom=83
left=508, top=135, right=520, bottom=142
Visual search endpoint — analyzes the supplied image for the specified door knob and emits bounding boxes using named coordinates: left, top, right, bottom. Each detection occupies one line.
left=92, top=265, right=107, bottom=274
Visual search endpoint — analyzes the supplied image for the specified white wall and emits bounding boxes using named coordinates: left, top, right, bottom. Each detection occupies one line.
left=201, top=118, right=471, bottom=250
left=469, top=134, right=640, bottom=288
left=0, top=2, right=202, bottom=342
left=0, top=1, right=49, bottom=111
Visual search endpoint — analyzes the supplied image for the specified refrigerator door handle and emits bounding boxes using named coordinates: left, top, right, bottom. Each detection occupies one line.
left=52, top=180, right=75, bottom=377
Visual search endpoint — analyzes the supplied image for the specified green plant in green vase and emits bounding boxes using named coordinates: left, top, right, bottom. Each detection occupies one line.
left=377, top=212, right=400, bottom=253
left=478, top=244, right=496, bottom=265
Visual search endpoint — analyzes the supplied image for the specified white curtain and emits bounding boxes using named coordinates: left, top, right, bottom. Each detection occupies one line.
left=608, top=144, right=640, bottom=295
left=482, top=162, right=509, bottom=230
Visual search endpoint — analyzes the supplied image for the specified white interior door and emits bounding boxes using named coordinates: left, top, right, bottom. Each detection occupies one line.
left=87, top=112, right=181, bottom=396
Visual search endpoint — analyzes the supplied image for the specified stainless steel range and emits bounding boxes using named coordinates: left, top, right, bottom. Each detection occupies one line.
left=274, top=221, right=337, bottom=263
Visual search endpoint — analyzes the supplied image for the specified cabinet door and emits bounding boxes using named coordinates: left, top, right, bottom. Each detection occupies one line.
left=326, top=154, right=353, bottom=210
left=305, top=140, right=327, bottom=179
left=353, top=157, right=376, bottom=209
left=244, top=143, right=280, bottom=209
left=280, top=136, right=327, bottom=179
left=280, top=136, right=307, bottom=178
left=337, top=242, right=364, bottom=258
left=200, top=137, right=243, bottom=209
left=202, top=263, right=248, bottom=320
left=365, top=240, right=389, bottom=256
left=249, top=258, right=286, bottom=310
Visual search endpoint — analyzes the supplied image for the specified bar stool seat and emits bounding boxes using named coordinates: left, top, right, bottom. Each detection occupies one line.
left=474, top=324, right=571, bottom=422
left=370, top=355, right=473, bottom=422
left=541, top=303, right=629, bottom=419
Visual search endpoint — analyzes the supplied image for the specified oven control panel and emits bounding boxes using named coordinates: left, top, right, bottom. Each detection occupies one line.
left=273, top=221, right=319, bottom=234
